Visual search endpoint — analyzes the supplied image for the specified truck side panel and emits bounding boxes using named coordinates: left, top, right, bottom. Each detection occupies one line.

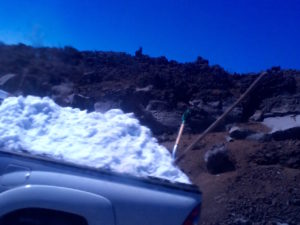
left=0, top=151, right=202, bottom=225
left=0, top=185, right=115, bottom=225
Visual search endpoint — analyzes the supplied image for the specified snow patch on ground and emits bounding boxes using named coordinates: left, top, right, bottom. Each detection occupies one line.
left=0, top=96, right=190, bottom=184
left=263, top=115, right=300, bottom=132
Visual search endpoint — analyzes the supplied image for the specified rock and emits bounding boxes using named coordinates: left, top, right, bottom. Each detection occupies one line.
left=204, top=144, right=235, bottom=174
left=0, top=73, right=20, bottom=92
left=119, top=103, right=169, bottom=135
left=246, top=133, right=271, bottom=142
left=222, top=98, right=243, bottom=123
left=229, top=126, right=255, bottom=139
left=187, top=108, right=216, bottom=133
left=263, top=115, right=300, bottom=140
left=249, top=110, right=264, bottom=122
left=189, top=99, right=222, bottom=115
left=52, top=83, right=73, bottom=96
left=146, top=110, right=182, bottom=131
left=189, top=98, right=243, bottom=132
left=94, top=100, right=121, bottom=113
left=71, top=94, right=94, bottom=111
left=226, top=136, right=234, bottom=142
left=20, top=75, right=42, bottom=96
left=286, top=157, right=300, bottom=169
left=79, top=71, right=102, bottom=85
left=156, top=133, right=171, bottom=142
left=143, top=100, right=183, bottom=133
left=250, top=141, right=300, bottom=169
left=290, top=198, right=300, bottom=206
left=0, top=89, right=11, bottom=100
left=176, top=102, right=188, bottom=111
left=271, top=127, right=300, bottom=141
left=233, top=217, right=251, bottom=225
left=261, top=94, right=300, bottom=118
left=146, top=100, right=170, bottom=111
left=0, top=73, right=16, bottom=86
left=135, top=85, right=153, bottom=93
left=51, top=83, right=74, bottom=106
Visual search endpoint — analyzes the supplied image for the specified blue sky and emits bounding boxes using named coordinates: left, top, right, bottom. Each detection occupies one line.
left=0, top=0, right=299, bottom=73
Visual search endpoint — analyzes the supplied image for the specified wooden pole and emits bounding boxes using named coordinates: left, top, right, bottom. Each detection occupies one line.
left=175, top=71, right=267, bottom=163
left=172, top=122, right=185, bottom=158
left=172, top=109, right=190, bottom=158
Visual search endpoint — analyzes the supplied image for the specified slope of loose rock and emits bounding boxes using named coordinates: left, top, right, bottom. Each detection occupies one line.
left=0, top=43, right=299, bottom=224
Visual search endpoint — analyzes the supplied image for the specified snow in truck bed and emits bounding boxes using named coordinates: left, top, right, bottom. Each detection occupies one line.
left=0, top=96, right=190, bottom=184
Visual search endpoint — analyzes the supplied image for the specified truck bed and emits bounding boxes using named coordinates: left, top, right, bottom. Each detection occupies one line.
left=0, top=149, right=199, bottom=192
left=0, top=149, right=202, bottom=225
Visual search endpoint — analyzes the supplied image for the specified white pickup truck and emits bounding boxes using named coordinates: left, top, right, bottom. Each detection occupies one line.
left=0, top=148, right=201, bottom=225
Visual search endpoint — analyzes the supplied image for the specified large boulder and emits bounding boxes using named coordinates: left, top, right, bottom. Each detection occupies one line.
left=204, top=144, right=236, bottom=174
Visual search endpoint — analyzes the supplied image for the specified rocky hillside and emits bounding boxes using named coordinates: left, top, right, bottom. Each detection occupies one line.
left=0, top=43, right=299, bottom=224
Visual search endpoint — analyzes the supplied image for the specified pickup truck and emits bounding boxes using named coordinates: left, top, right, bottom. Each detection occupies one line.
left=0, top=149, right=202, bottom=225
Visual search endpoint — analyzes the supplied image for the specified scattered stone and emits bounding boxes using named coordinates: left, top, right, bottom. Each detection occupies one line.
left=249, top=110, right=264, bottom=122
left=261, top=94, right=300, bottom=118
left=0, top=73, right=17, bottom=86
left=246, top=132, right=271, bottom=142
left=226, top=136, right=234, bottom=142
left=0, top=73, right=20, bottom=92
left=229, top=126, right=255, bottom=139
left=222, top=98, right=243, bottom=123
left=0, top=89, right=11, bottom=100
left=156, top=133, right=170, bottom=142
left=204, top=144, right=235, bottom=174
left=250, top=141, right=300, bottom=169
left=290, top=198, right=300, bottom=206
left=143, top=100, right=184, bottom=132
left=147, top=111, right=182, bottom=131
left=146, top=100, right=169, bottom=111
left=135, top=85, right=153, bottom=93
left=94, top=100, right=121, bottom=113
left=233, top=217, right=251, bottom=225
left=189, top=98, right=243, bottom=131
left=79, top=71, right=102, bottom=85
left=71, top=94, right=94, bottom=111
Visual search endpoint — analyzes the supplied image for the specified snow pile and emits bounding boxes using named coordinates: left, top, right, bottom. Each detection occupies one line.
left=0, top=96, right=190, bottom=184
left=263, top=115, right=300, bottom=132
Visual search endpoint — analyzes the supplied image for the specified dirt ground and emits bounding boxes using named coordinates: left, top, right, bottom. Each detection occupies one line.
left=160, top=122, right=300, bottom=225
